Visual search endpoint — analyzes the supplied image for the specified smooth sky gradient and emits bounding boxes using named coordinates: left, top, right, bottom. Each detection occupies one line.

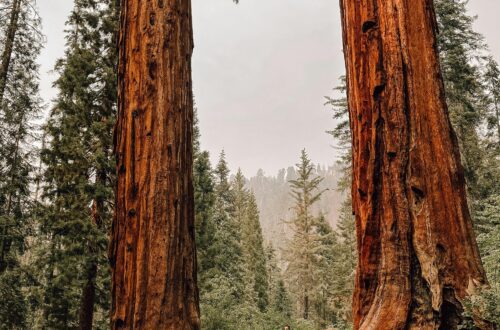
left=37, top=0, right=500, bottom=177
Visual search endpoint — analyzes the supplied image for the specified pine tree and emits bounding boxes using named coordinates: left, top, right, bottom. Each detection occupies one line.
left=36, top=1, right=117, bottom=328
left=194, top=150, right=216, bottom=280
left=242, top=192, right=269, bottom=312
left=330, top=200, right=356, bottom=329
left=483, top=57, right=500, bottom=142
left=200, top=152, right=245, bottom=329
left=262, top=244, right=294, bottom=328
left=232, top=169, right=247, bottom=237
left=212, top=151, right=242, bottom=284
left=325, top=76, right=351, bottom=191
left=312, top=214, right=336, bottom=326
left=284, top=149, right=325, bottom=321
left=434, top=0, right=487, bottom=199
left=0, top=0, right=43, bottom=327
left=192, top=110, right=218, bottom=302
left=326, top=75, right=357, bottom=328
left=434, top=6, right=500, bottom=325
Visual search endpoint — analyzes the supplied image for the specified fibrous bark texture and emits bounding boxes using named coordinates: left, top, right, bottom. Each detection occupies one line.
left=110, top=0, right=199, bottom=329
left=339, top=1, right=487, bottom=329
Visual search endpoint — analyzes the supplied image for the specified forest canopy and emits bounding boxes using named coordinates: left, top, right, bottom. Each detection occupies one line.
left=0, top=0, right=498, bottom=329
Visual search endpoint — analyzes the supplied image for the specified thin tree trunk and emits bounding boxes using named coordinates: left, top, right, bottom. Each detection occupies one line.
left=78, top=235, right=98, bottom=330
left=0, top=0, right=22, bottom=264
left=303, top=290, right=309, bottom=320
left=0, top=114, right=23, bottom=273
left=78, top=171, right=106, bottom=330
left=339, top=1, right=488, bottom=329
left=110, top=0, right=199, bottom=328
left=0, top=0, right=21, bottom=106
left=494, top=97, right=500, bottom=141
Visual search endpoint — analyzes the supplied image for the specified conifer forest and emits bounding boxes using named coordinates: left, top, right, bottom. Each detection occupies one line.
left=0, top=0, right=499, bottom=329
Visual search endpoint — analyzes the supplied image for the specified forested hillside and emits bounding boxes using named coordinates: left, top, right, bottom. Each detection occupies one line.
left=248, top=164, right=343, bottom=248
left=0, top=0, right=498, bottom=329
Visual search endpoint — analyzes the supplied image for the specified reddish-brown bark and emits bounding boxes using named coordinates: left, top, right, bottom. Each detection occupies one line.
left=339, top=1, right=487, bottom=329
left=110, top=0, right=199, bottom=328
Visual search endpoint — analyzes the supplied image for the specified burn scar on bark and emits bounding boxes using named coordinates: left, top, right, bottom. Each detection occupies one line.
left=362, top=20, right=377, bottom=33
left=358, top=188, right=368, bottom=199
left=148, top=60, right=157, bottom=80
left=373, top=83, right=386, bottom=101
left=411, top=186, right=424, bottom=201
left=149, top=12, right=156, bottom=26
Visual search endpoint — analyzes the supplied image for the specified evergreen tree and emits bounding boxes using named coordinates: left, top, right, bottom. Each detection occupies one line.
left=212, top=151, right=243, bottom=285
left=435, top=0, right=487, bottom=199
left=194, top=150, right=216, bottom=283
left=35, top=0, right=117, bottom=328
left=330, top=200, right=356, bottom=329
left=284, top=149, right=325, bottom=321
left=434, top=7, right=500, bottom=325
left=192, top=110, right=218, bottom=305
left=312, top=214, right=336, bottom=327
left=263, top=244, right=294, bottom=328
left=200, top=151, right=245, bottom=329
left=242, top=192, right=269, bottom=312
left=325, top=76, right=350, bottom=189
left=0, top=0, right=43, bottom=327
left=483, top=57, right=500, bottom=142
left=460, top=193, right=500, bottom=327
left=326, top=75, right=357, bottom=328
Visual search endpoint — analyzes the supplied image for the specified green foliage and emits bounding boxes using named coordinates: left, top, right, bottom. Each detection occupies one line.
left=31, top=0, right=118, bottom=327
left=325, top=75, right=351, bottom=191
left=284, top=149, right=326, bottom=322
left=0, top=269, right=27, bottom=329
left=194, top=133, right=293, bottom=328
left=0, top=0, right=43, bottom=327
left=433, top=2, right=500, bottom=325
left=330, top=199, right=356, bottom=329
left=483, top=57, right=500, bottom=142
left=242, top=192, right=269, bottom=311
left=435, top=0, right=489, bottom=199
left=460, top=194, right=500, bottom=327
left=325, top=76, right=357, bottom=328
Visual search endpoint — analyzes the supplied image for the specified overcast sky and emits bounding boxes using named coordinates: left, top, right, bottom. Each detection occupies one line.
left=37, top=0, right=500, bottom=177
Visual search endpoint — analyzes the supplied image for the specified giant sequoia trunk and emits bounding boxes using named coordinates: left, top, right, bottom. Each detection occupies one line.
left=339, top=1, right=488, bottom=329
left=110, top=0, right=200, bottom=328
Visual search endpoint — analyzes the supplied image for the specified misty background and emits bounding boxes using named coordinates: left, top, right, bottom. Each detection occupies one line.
left=37, top=0, right=500, bottom=177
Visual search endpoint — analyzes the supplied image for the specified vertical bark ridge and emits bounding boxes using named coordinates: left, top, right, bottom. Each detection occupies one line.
left=111, top=0, right=199, bottom=328
left=340, top=0, right=487, bottom=329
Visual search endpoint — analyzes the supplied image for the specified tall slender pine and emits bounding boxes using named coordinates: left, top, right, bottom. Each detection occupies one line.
left=0, top=0, right=43, bottom=327
left=36, top=1, right=117, bottom=328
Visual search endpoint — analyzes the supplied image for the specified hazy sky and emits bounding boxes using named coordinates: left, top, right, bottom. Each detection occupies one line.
left=37, top=0, right=500, bottom=177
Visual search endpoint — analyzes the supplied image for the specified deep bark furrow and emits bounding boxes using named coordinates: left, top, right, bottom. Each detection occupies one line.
left=340, top=0, right=487, bottom=329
